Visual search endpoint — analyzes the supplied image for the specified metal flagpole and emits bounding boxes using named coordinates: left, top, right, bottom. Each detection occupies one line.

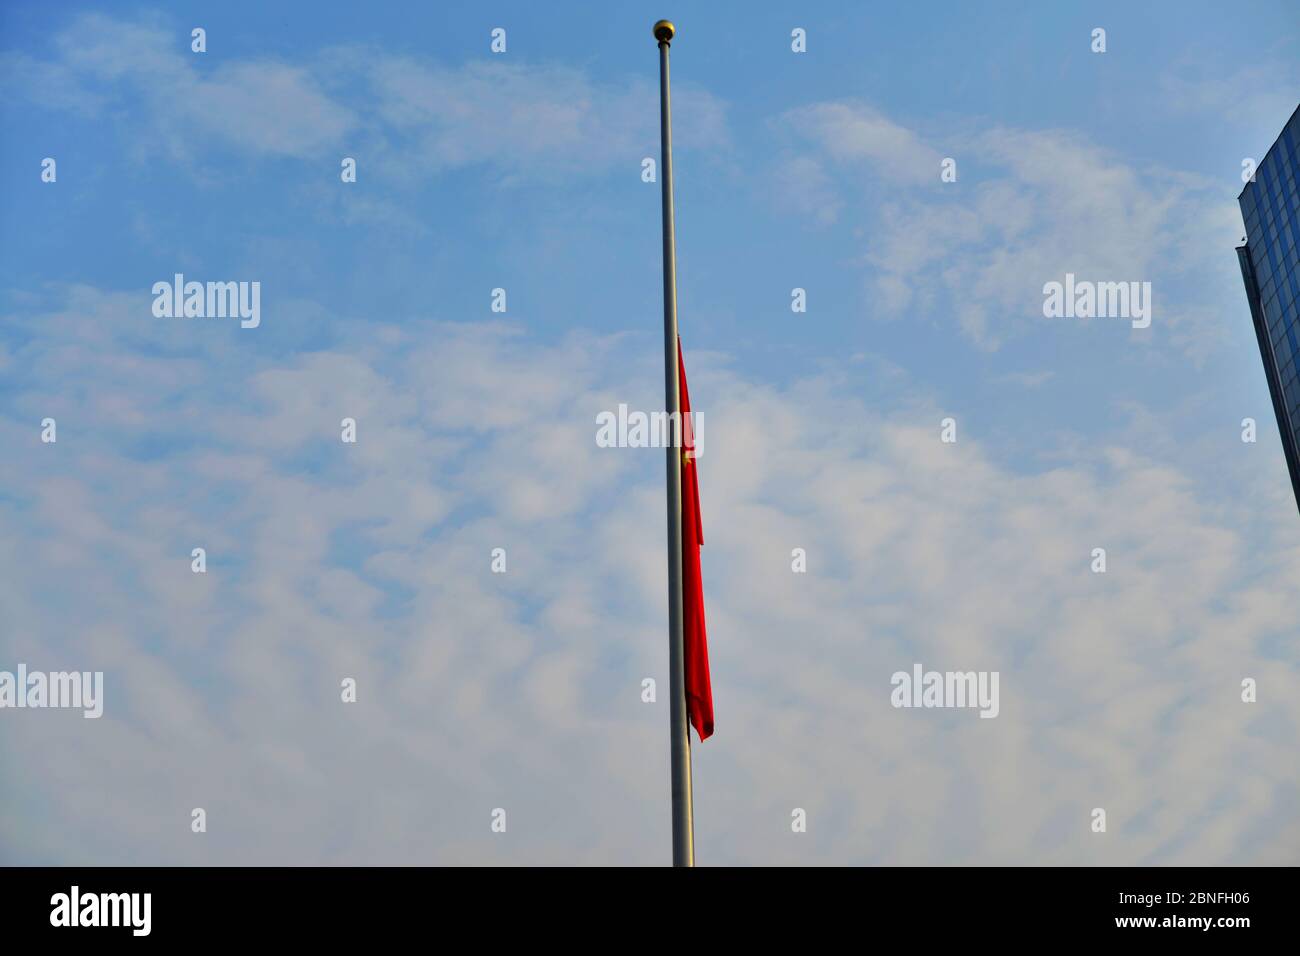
left=654, top=18, right=694, bottom=868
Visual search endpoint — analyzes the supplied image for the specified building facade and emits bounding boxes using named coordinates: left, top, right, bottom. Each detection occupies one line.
left=1237, top=103, right=1300, bottom=515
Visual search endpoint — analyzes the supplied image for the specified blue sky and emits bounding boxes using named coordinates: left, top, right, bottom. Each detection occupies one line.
left=1, top=1, right=1298, bottom=865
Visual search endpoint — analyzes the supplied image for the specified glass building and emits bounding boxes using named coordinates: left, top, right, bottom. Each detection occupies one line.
left=1237, top=103, right=1300, bottom=516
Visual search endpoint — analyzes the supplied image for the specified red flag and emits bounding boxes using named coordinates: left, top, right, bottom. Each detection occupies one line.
left=678, top=338, right=713, bottom=741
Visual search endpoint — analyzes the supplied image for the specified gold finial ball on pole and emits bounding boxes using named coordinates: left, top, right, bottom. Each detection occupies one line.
left=653, top=20, right=675, bottom=44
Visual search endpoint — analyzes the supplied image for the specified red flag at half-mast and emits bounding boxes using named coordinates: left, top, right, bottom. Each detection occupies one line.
left=678, top=337, right=713, bottom=741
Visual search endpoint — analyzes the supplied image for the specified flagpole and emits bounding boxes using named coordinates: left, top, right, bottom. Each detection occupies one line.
left=654, top=18, right=695, bottom=868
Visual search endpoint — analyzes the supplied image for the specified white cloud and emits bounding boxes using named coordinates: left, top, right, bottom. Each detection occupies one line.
left=778, top=101, right=1239, bottom=356
left=1158, top=58, right=1300, bottom=138
left=1, top=287, right=1297, bottom=864
left=4, top=13, right=728, bottom=179
left=3, top=14, right=357, bottom=161
left=778, top=101, right=942, bottom=184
